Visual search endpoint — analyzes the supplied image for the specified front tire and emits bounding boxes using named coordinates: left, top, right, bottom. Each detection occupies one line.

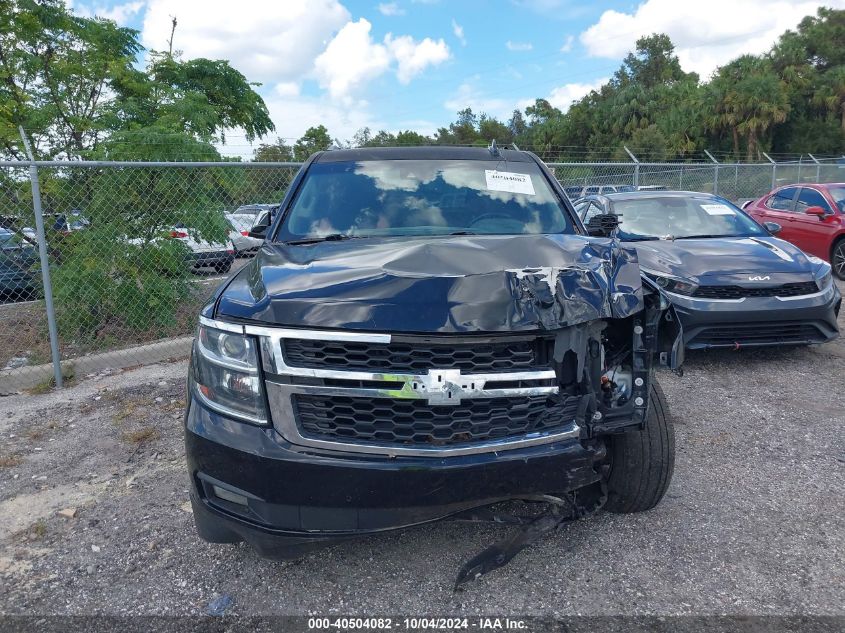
left=604, top=380, right=675, bottom=513
left=831, top=239, right=845, bottom=280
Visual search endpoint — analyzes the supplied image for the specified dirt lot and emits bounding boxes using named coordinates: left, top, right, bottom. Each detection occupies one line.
left=1, top=283, right=843, bottom=617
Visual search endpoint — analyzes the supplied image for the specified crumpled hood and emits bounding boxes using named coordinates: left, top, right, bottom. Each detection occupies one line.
left=633, top=236, right=815, bottom=281
left=215, top=234, right=644, bottom=333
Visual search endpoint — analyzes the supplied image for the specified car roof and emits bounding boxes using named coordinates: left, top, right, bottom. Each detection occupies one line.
left=233, top=204, right=276, bottom=211
left=313, top=145, right=534, bottom=163
left=779, top=182, right=845, bottom=188
left=602, top=190, right=718, bottom=202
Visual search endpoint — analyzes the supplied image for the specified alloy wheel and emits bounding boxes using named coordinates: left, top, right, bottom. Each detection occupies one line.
left=835, top=242, right=845, bottom=280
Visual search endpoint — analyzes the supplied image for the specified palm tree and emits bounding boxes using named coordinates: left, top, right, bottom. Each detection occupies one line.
left=708, top=56, right=790, bottom=160
left=813, top=66, right=845, bottom=132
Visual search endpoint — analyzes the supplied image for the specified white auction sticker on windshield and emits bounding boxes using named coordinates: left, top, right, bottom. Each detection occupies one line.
left=485, top=170, right=535, bottom=195
left=700, top=203, right=735, bottom=215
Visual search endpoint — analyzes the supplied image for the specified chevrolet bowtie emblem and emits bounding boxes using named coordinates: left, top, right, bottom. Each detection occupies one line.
left=405, top=369, right=477, bottom=405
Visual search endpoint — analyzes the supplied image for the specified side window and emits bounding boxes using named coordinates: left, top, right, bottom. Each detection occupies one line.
left=584, top=186, right=600, bottom=196
left=795, top=188, right=831, bottom=213
left=766, top=187, right=798, bottom=212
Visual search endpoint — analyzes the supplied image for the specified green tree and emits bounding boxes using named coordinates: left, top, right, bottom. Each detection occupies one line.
left=0, top=0, right=141, bottom=158
left=708, top=56, right=790, bottom=160
left=0, top=0, right=274, bottom=159
left=254, top=138, right=294, bottom=162
left=116, top=54, right=273, bottom=143
left=394, top=130, right=430, bottom=145
left=293, top=125, right=332, bottom=160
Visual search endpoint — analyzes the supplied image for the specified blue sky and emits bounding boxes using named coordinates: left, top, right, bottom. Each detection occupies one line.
left=70, top=0, right=844, bottom=154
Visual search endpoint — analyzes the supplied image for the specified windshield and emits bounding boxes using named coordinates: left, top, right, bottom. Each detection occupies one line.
left=278, top=159, right=570, bottom=240
left=611, top=196, right=767, bottom=240
left=828, top=186, right=845, bottom=212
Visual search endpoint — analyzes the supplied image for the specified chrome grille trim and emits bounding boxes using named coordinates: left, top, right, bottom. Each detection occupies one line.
left=199, top=317, right=577, bottom=456
left=266, top=382, right=579, bottom=457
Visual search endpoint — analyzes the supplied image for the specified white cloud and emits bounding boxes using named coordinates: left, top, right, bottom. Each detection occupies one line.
left=560, top=34, right=574, bottom=53
left=386, top=34, right=450, bottom=84
left=580, top=0, right=845, bottom=79
left=72, top=0, right=144, bottom=24
left=378, top=2, right=405, bottom=16
left=314, top=19, right=392, bottom=101
left=263, top=93, right=383, bottom=143
left=141, top=0, right=350, bottom=85
left=444, top=83, right=523, bottom=120
left=546, top=78, right=607, bottom=112
left=274, top=82, right=301, bottom=98
left=314, top=20, right=450, bottom=99
left=506, top=41, right=533, bottom=51
left=451, top=19, right=466, bottom=46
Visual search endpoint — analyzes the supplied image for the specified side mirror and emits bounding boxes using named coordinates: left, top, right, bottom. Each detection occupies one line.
left=249, top=213, right=270, bottom=240
left=586, top=213, right=621, bottom=237
left=247, top=223, right=269, bottom=239
left=763, top=221, right=782, bottom=235
left=805, top=206, right=827, bottom=217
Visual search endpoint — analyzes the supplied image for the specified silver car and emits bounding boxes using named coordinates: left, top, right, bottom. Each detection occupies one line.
left=226, top=204, right=278, bottom=256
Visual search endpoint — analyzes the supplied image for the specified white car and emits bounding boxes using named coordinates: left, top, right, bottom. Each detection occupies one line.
left=170, top=225, right=236, bottom=273
left=127, top=226, right=235, bottom=274
left=226, top=204, right=278, bottom=255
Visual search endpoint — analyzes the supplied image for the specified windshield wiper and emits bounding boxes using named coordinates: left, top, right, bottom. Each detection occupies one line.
left=285, top=233, right=359, bottom=245
left=622, top=236, right=661, bottom=241
left=673, top=234, right=736, bottom=240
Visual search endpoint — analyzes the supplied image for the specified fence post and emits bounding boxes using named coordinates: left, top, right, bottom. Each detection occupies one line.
left=763, top=152, right=776, bottom=190
left=808, top=153, right=821, bottom=182
left=704, top=150, right=719, bottom=195
left=18, top=127, right=63, bottom=389
left=623, top=146, right=639, bottom=188
left=797, top=155, right=803, bottom=183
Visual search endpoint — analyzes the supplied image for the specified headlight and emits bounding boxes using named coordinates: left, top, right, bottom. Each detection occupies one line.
left=644, top=272, right=698, bottom=296
left=806, top=256, right=833, bottom=291
left=192, top=324, right=267, bottom=424
left=815, top=269, right=832, bottom=291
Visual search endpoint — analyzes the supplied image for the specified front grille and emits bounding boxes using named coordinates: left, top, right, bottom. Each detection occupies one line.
left=691, top=322, right=825, bottom=347
left=692, top=281, right=818, bottom=300
left=282, top=337, right=548, bottom=373
left=294, top=394, right=579, bottom=446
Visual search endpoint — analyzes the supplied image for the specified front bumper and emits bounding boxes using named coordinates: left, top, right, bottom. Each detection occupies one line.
left=184, top=396, right=603, bottom=558
left=668, top=283, right=841, bottom=349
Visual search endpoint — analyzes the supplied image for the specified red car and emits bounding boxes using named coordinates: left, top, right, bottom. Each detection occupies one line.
left=745, top=183, right=845, bottom=279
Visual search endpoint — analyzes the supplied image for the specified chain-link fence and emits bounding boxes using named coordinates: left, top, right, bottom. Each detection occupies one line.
left=548, top=158, right=845, bottom=202
left=1, top=155, right=843, bottom=392
left=0, top=161, right=299, bottom=392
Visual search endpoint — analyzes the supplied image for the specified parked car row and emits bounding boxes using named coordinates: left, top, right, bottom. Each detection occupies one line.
left=0, top=204, right=279, bottom=301
left=563, top=184, right=666, bottom=199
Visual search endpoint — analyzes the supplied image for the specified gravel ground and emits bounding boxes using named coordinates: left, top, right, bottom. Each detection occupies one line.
left=1, top=281, right=843, bottom=618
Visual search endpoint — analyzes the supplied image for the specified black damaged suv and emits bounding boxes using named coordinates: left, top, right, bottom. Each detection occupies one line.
left=185, top=146, right=684, bottom=576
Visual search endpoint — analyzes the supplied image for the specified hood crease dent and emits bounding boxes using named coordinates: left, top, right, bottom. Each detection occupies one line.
left=216, top=234, right=644, bottom=333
